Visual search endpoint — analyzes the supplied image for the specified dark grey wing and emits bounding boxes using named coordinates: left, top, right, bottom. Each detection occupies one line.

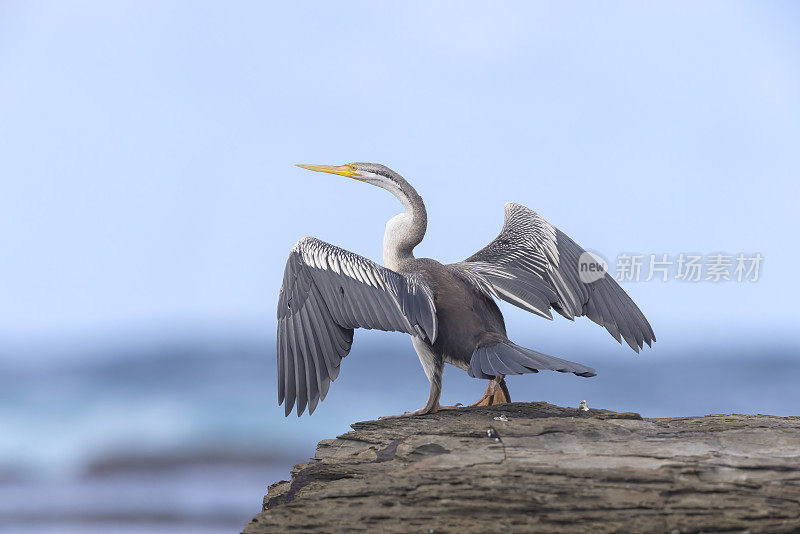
left=448, top=202, right=655, bottom=352
left=277, top=236, right=437, bottom=416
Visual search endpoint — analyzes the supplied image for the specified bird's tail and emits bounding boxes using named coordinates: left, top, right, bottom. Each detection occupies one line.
left=468, top=341, right=596, bottom=379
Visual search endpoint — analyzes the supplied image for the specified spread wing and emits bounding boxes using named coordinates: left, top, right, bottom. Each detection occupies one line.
left=277, top=236, right=437, bottom=416
left=448, top=202, right=655, bottom=352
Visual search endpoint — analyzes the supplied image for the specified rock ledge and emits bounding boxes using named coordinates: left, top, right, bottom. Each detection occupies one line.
left=244, top=402, right=800, bottom=533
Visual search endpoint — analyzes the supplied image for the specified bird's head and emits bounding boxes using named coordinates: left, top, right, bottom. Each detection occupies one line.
left=295, top=162, right=414, bottom=206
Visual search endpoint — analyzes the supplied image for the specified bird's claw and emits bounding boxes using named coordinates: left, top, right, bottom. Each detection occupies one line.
left=469, top=377, right=511, bottom=407
left=379, top=403, right=462, bottom=420
left=378, top=409, right=427, bottom=420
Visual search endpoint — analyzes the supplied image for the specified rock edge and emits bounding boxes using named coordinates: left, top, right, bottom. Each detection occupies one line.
left=244, top=402, right=800, bottom=533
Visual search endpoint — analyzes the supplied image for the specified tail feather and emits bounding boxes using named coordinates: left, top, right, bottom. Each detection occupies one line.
left=469, top=341, right=596, bottom=379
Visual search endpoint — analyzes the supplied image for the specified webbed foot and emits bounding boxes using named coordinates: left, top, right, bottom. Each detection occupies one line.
left=379, top=402, right=462, bottom=420
left=469, top=376, right=511, bottom=407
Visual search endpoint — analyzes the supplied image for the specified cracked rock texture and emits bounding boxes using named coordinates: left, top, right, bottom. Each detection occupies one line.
left=243, top=402, right=800, bottom=533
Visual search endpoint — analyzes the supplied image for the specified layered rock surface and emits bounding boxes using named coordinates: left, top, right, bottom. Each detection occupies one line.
left=244, top=402, right=800, bottom=533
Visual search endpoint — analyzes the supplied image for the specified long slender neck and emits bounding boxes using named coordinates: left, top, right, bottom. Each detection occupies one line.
left=382, top=175, right=427, bottom=271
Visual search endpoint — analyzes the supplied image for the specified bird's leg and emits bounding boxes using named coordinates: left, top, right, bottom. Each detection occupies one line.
left=469, top=376, right=511, bottom=407
left=378, top=379, right=461, bottom=420
left=379, top=347, right=461, bottom=419
left=497, top=376, right=511, bottom=403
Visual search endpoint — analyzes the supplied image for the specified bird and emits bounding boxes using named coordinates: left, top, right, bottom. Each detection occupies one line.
left=277, top=162, right=655, bottom=418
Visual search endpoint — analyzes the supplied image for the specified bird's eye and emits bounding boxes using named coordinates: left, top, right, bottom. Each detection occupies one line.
left=347, top=164, right=357, bottom=171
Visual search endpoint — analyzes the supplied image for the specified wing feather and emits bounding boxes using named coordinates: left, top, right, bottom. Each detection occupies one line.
left=286, top=314, right=306, bottom=417
left=281, top=321, right=295, bottom=413
left=449, top=202, right=655, bottom=351
left=277, top=236, right=437, bottom=416
left=277, top=322, right=285, bottom=405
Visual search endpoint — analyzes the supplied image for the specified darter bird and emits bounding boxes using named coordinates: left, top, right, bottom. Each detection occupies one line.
left=277, top=163, right=655, bottom=418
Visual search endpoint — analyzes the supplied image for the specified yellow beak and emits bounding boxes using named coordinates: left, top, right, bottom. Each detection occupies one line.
left=295, top=164, right=362, bottom=179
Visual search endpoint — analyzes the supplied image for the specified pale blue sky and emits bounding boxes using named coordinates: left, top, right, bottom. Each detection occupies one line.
left=1, top=1, right=799, bottom=352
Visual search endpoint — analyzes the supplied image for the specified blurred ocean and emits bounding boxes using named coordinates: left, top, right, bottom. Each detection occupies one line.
left=1, top=332, right=798, bottom=533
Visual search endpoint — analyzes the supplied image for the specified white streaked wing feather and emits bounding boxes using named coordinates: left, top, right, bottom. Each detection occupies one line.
left=448, top=202, right=655, bottom=352
left=277, top=236, right=437, bottom=417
